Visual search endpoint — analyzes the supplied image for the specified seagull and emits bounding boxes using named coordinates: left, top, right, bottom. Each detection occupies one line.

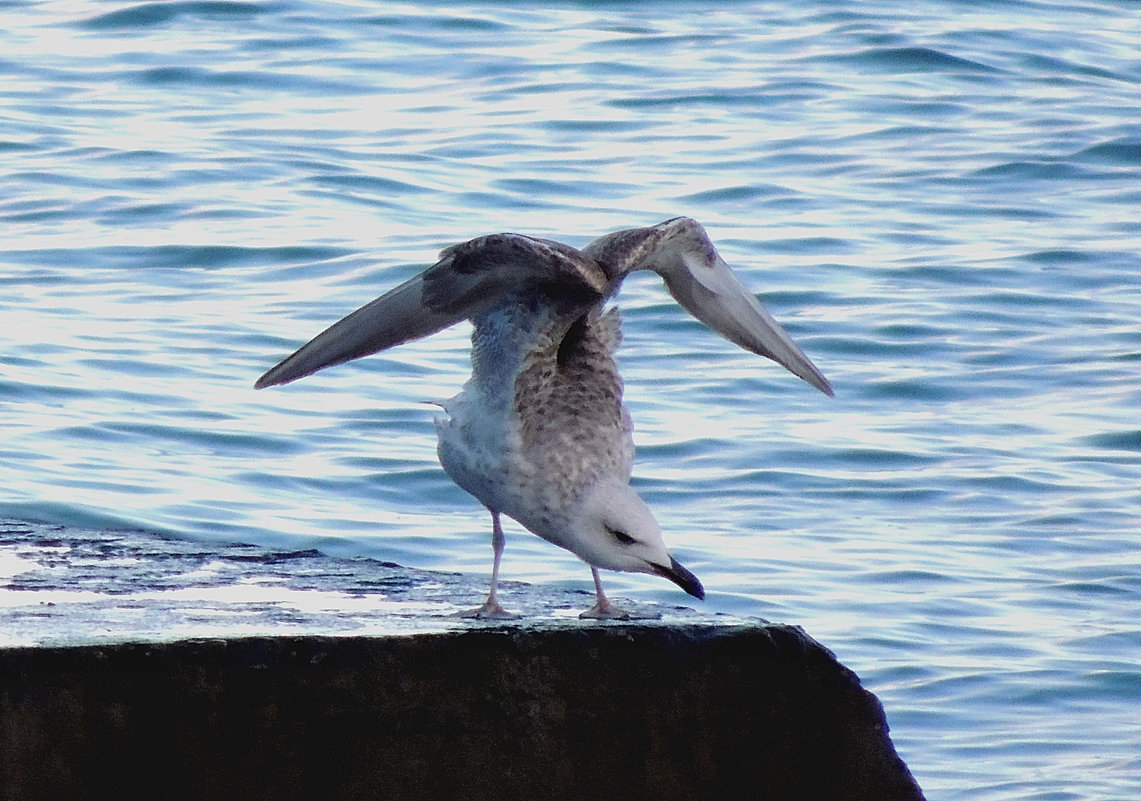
left=255, top=217, right=832, bottom=619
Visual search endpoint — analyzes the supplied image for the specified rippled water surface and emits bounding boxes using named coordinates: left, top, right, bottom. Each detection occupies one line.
left=3, top=1, right=1140, bottom=797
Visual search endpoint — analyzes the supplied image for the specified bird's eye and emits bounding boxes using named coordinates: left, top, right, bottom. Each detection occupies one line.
left=607, top=526, right=636, bottom=545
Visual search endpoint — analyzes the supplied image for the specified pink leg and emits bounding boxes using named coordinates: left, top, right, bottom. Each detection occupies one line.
left=578, top=566, right=631, bottom=620
left=457, top=510, right=519, bottom=619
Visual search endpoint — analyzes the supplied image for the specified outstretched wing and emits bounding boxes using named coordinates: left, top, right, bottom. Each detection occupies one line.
left=582, top=217, right=833, bottom=396
left=255, top=233, right=608, bottom=389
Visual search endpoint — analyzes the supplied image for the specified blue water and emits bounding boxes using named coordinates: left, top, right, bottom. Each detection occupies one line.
left=3, top=0, right=1140, bottom=796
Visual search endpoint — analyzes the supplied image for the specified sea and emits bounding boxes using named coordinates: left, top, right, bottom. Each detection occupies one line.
left=2, top=1, right=1139, bottom=798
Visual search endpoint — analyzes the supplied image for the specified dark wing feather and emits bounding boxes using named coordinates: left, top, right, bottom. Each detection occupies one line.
left=255, top=233, right=608, bottom=389
left=582, top=217, right=833, bottom=396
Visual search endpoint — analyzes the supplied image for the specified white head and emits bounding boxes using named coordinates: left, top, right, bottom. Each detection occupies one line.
left=567, top=480, right=704, bottom=600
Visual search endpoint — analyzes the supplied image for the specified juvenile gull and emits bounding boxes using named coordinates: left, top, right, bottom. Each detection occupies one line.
left=256, top=217, right=832, bottom=619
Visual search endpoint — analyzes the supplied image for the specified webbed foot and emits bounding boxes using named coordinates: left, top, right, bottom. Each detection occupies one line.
left=580, top=598, right=634, bottom=620
left=455, top=598, right=521, bottom=620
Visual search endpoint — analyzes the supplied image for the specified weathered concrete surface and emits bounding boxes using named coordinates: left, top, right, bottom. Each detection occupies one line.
left=1, top=627, right=923, bottom=801
left=0, top=522, right=925, bottom=800
left=0, top=521, right=696, bottom=645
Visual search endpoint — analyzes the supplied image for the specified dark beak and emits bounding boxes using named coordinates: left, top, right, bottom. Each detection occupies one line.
left=652, top=555, right=705, bottom=600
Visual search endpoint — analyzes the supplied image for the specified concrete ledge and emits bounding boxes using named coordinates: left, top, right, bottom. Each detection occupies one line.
left=1, top=625, right=923, bottom=801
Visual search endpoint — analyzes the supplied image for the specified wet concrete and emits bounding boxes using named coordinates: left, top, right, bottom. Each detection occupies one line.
left=0, top=521, right=924, bottom=800
left=0, top=520, right=692, bottom=645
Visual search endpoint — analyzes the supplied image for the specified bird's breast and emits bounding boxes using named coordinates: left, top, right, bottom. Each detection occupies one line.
left=435, top=300, right=633, bottom=534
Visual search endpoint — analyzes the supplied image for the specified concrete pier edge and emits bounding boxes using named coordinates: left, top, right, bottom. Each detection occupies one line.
left=1, top=624, right=924, bottom=801
left=0, top=523, right=924, bottom=799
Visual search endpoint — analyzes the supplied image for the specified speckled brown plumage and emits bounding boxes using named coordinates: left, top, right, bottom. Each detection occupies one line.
left=256, top=217, right=830, bottom=615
